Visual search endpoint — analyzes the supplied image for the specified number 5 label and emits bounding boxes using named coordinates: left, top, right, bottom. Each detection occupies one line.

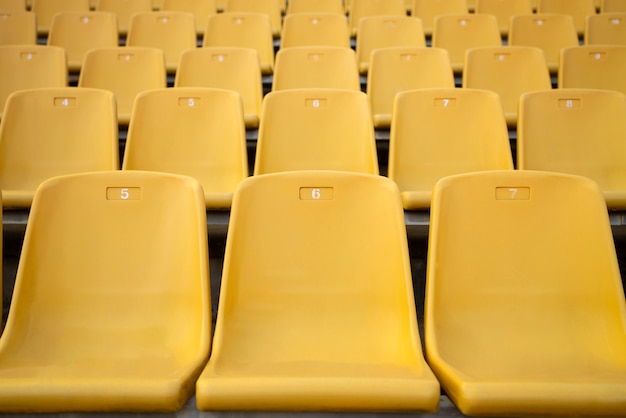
left=106, top=187, right=141, bottom=200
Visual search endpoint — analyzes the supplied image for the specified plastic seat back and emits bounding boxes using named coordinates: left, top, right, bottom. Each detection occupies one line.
left=559, top=45, right=626, bottom=95
left=475, top=0, right=533, bottom=37
left=426, top=169, right=626, bottom=416
left=603, top=0, right=626, bottom=12
left=412, top=0, right=468, bottom=37
left=518, top=88, right=626, bottom=208
left=161, top=0, right=216, bottom=36
left=224, top=0, right=282, bottom=38
left=356, top=15, right=425, bottom=75
left=280, top=12, right=350, bottom=49
left=0, top=0, right=26, bottom=11
left=31, top=0, right=90, bottom=36
left=202, top=12, right=274, bottom=75
left=123, top=87, right=248, bottom=209
left=0, top=87, right=118, bottom=208
left=196, top=170, right=440, bottom=412
left=126, top=11, right=197, bottom=73
left=47, top=11, right=118, bottom=72
left=585, top=12, right=626, bottom=45
left=272, top=46, right=361, bottom=91
left=0, top=170, right=210, bottom=412
left=432, top=13, right=502, bottom=74
left=78, top=46, right=167, bottom=125
left=463, top=45, right=551, bottom=127
left=0, top=45, right=67, bottom=120
left=175, top=47, right=263, bottom=128
left=348, top=0, right=407, bottom=37
left=509, top=13, right=579, bottom=74
left=367, top=46, right=455, bottom=128
left=389, top=88, right=513, bottom=209
left=286, top=0, right=344, bottom=14
left=95, top=0, right=153, bottom=36
left=0, top=11, right=35, bottom=45
left=254, top=89, right=378, bottom=175
left=537, top=0, right=596, bottom=36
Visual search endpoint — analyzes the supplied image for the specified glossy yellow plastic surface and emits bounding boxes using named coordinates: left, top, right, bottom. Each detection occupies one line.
left=389, top=88, right=513, bottom=209
left=285, top=0, right=345, bottom=14
left=0, top=87, right=118, bottom=208
left=432, top=13, right=501, bottom=74
left=537, top=0, right=597, bottom=36
left=78, top=46, right=167, bottom=125
left=123, top=87, right=248, bottom=209
left=603, top=0, right=626, bottom=12
left=585, top=12, right=626, bottom=45
left=367, top=46, right=455, bottom=128
left=272, top=46, right=360, bottom=91
left=412, top=0, right=468, bottom=37
left=463, top=45, right=551, bottom=127
left=224, top=0, right=282, bottom=38
left=426, top=170, right=626, bottom=416
left=126, top=11, right=196, bottom=73
left=559, top=45, right=626, bottom=95
left=30, top=0, right=90, bottom=35
left=202, top=12, right=275, bottom=75
left=95, top=0, right=153, bottom=36
left=509, top=13, right=579, bottom=74
left=254, top=88, right=378, bottom=175
left=518, top=88, right=626, bottom=208
left=348, top=0, right=406, bottom=37
left=474, top=0, right=533, bottom=36
left=0, top=45, right=67, bottom=120
left=280, top=12, right=350, bottom=49
left=0, top=0, right=26, bottom=11
left=0, top=171, right=211, bottom=412
left=175, top=47, right=263, bottom=129
left=161, top=0, right=217, bottom=36
left=47, top=11, right=118, bottom=72
left=196, top=170, right=440, bottom=412
left=0, top=11, right=36, bottom=46
left=356, top=15, right=425, bottom=75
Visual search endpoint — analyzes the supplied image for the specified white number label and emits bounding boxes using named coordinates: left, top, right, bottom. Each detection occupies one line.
left=312, top=188, right=321, bottom=199
left=120, top=188, right=129, bottom=200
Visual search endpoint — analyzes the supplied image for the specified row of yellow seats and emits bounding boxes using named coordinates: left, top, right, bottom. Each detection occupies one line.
left=1, top=86, right=626, bottom=213
left=0, top=167, right=623, bottom=414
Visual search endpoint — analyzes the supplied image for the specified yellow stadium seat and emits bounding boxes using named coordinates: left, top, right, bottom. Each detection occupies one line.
left=585, top=12, right=626, bottom=45
left=508, top=13, right=579, bottom=75
left=389, top=88, right=513, bottom=209
left=367, top=46, right=455, bottom=129
left=355, top=15, right=425, bottom=75
left=0, top=0, right=26, bottom=11
left=272, top=46, right=361, bottom=91
left=518, top=88, right=626, bottom=208
left=161, top=0, right=216, bottom=36
left=559, top=44, right=626, bottom=95
left=31, top=0, right=90, bottom=36
left=0, top=10, right=36, bottom=45
left=0, top=45, right=67, bottom=120
left=78, top=46, right=167, bottom=125
left=474, top=0, right=533, bottom=38
left=95, top=0, right=153, bottom=36
left=285, top=0, right=344, bottom=14
left=126, top=11, right=197, bottom=74
left=280, top=12, right=351, bottom=49
left=412, top=0, right=468, bottom=38
left=254, top=89, right=378, bottom=174
left=196, top=170, right=440, bottom=412
left=224, top=0, right=282, bottom=38
left=47, top=11, right=118, bottom=73
left=0, top=87, right=118, bottom=208
left=348, top=0, right=406, bottom=37
left=0, top=170, right=211, bottom=412
left=123, top=87, right=248, bottom=209
left=603, top=0, right=626, bottom=12
left=175, top=47, right=263, bottom=129
left=426, top=169, right=626, bottom=417
left=202, top=12, right=274, bottom=75
left=463, top=45, right=551, bottom=127
left=537, top=0, right=596, bottom=36
left=432, top=13, right=501, bottom=75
